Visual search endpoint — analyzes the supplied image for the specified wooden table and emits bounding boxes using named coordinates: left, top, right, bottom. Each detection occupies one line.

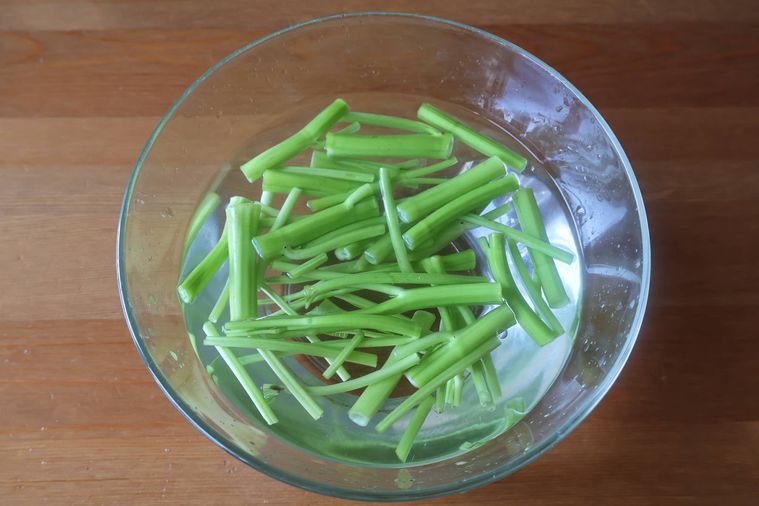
left=1, top=1, right=757, bottom=504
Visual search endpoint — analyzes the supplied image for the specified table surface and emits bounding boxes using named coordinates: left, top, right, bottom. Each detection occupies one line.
left=1, top=1, right=757, bottom=504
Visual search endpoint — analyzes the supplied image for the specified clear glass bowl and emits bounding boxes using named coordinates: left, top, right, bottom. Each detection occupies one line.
left=117, top=12, right=650, bottom=501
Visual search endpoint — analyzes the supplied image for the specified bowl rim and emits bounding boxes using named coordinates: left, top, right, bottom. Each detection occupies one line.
left=117, top=11, right=651, bottom=502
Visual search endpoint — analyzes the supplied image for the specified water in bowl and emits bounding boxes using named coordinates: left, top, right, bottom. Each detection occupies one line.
left=180, top=94, right=583, bottom=466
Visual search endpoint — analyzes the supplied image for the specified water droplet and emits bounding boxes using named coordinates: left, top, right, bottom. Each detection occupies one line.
left=161, top=207, right=173, bottom=218
left=169, top=351, right=178, bottom=361
left=147, top=294, right=157, bottom=305
left=23, top=349, right=30, bottom=355
left=555, top=105, right=563, bottom=112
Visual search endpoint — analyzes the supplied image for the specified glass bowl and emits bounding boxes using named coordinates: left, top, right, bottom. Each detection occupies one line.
left=117, top=12, right=650, bottom=501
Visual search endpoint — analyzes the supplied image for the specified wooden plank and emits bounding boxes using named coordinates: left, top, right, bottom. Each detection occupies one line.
left=1, top=24, right=757, bottom=118
left=1, top=1, right=758, bottom=32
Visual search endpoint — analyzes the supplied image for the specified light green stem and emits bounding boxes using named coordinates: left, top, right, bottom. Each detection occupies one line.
left=323, top=331, right=364, bottom=380
left=379, top=167, right=413, bottom=273
left=226, top=199, right=259, bottom=320
left=307, top=354, right=420, bottom=396
left=283, top=223, right=385, bottom=260
left=462, top=214, right=574, bottom=264
left=507, top=238, right=564, bottom=334
left=253, top=199, right=379, bottom=259
left=288, top=252, right=328, bottom=278
left=342, top=111, right=441, bottom=134
left=270, top=187, right=302, bottom=231
left=263, top=169, right=360, bottom=195
left=417, top=103, right=527, bottom=171
left=261, top=284, right=350, bottom=381
left=482, top=234, right=559, bottom=346
left=203, top=337, right=377, bottom=367
left=280, top=166, right=375, bottom=183
left=241, top=98, right=348, bottom=182
left=512, top=188, right=571, bottom=307
left=225, top=313, right=423, bottom=338
left=208, top=278, right=230, bottom=323
left=204, top=322, right=277, bottom=425
left=405, top=305, right=514, bottom=388
left=395, top=395, right=435, bottom=462
left=183, top=191, right=221, bottom=258
left=376, top=338, right=500, bottom=433
left=397, top=157, right=505, bottom=224
left=403, top=176, right=519, bottom=250
left=177, top=223, right=228, bottom=304
left=400, top=157, right=458, bottom=179
left=326, top=133, right=453, bottom=160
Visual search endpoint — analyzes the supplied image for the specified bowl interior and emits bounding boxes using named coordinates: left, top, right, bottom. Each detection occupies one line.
left=118, top=12, right=649, bottom=501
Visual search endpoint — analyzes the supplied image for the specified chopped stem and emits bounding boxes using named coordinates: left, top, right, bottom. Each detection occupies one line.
left=417, top=103, right=527, bottom=171
left=241, top=98, right=348, bottom=182
left=311, top=150, right=407, bottom=172
left=451, top=373, right=464, bottom=407
left=203, top=337, right=378, bottom=367
left=463, top=214, right=574, bottom=264
left=283, top=223, right=385, bottom=260
left=513, top=188, right=571, bottom=307
left=263, top=169, right=360, bottom=195
left=303, top=272, right=486, bottom=303
left=471, top=359, right=494, bottom=408
left=225, top=313, right=423, bottom=338
left=397, top=157, right=505, bottom=224
left=270, top=187, right=302, bottom=231
left=260, top=191, right=274, bottom=207
left=335, top=239, right=372, bottom=261
left=183, top=191, right=221, bottom=258
left=326, top=133, right=453, bottom=160
left=405, top=305, right=515, bottom=388
left=399, top=157, right=458, bottom=179
left=323, top=331, right=364, bottom=379
left=395, top=395, right=435, bottom=462
left=379, top=167, right=413, bottom=273
left=307, top=354, right=420, bottom=396
left=376, top=338, right=500, bottom=433
left=435, top=386, right=446, bottom=413
left=177, top=222, right=228, bottom=304
left=306, top=193, right=346, bottom=211
left=507, top=238, right=564, bottom=334
left=358, top=283, right=502, bottom=315
left=226, top=200, right=259, bottom=320
left=342, top=111, right=441, bottom=134
left=208, top=277, right=230, bottom=323
left=261, top=284, right=350, bottom=380
left=320, top=336, right=415, bottom=348
left=258, top=349, right=324, bottom=420
left=204, top=322, right=277, bottom=425
left=347, top=316, right=441, bottom=427
left=281, top=166, right=375, bottom=183
left=482, top=234, right=559, bottom=346
left=403, top=176, right=519, bottom=250
left=288, top=252, right=328, bottom=278
left=418, top=250, right=476, bottom=272
left=304, top=216, right=385, bottom=248
left=393, top=332, right=453, bottom=358
left=344, top=183, right=378, bottom=209
left=253, top=199, right=379, bottom=259
left=482, top=350, right=502, bottom=399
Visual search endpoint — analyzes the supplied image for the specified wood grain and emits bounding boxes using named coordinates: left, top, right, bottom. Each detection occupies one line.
left=0, top=1, right=757, bottom=504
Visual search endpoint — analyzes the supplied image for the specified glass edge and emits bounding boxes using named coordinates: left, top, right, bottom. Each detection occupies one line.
left=115, top=10, right=652, bottom=502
